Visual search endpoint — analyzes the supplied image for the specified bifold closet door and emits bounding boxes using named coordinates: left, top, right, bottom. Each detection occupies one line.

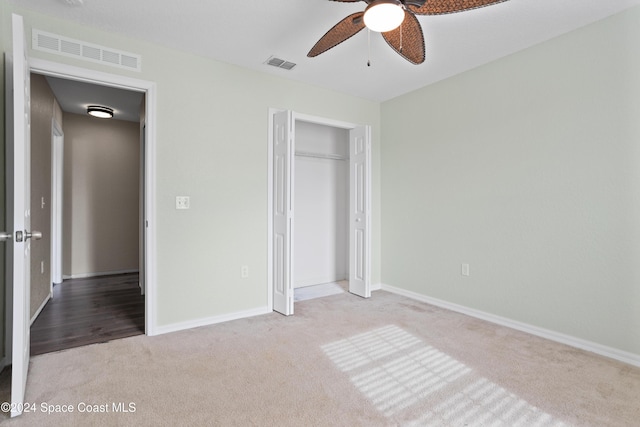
left=348, top=125, right=371, bottom=298
left=272, top=110, right=294, bottom=315
left=271, top=111, right=371, bottom=314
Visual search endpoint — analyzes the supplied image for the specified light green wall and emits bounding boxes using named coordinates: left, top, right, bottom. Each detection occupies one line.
left=1, top=4, right=381, bottom=327
left=381, top=7, right=640, bottom=355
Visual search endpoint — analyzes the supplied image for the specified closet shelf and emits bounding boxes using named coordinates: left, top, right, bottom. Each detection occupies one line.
left=295, top=151, right=347, bottom=161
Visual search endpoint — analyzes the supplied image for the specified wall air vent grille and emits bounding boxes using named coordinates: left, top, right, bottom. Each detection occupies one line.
left=265, top=56, right=296, bottom=71
left=32, top=29, right=142, bottom=72
left=60, top=39, right=81, bottom=56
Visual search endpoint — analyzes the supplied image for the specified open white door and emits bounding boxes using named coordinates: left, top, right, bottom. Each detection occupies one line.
left=272, top=110, right=294, bottom=315
left=5, top=13, right=35, bottom=418
left=348, top=126, right=371, bottom=298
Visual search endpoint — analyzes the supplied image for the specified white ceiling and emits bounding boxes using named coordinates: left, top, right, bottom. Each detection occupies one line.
left=13, top=0, right=640, bottom=116
left=45, top=75, right=144, bottom=122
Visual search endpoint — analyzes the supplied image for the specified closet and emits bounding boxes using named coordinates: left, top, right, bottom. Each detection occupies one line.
left=270, top=109, right=371, bottom=316
left=293, top=121, right=349, bottom=289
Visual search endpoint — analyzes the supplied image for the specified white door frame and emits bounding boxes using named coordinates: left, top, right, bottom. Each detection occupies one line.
left=28, top=58, right=159, bottom=336
left=267, top=108, right=372, bottom=312
left=139, top=123, right=147, bottom=295
left=50, top=118, right=63, bottom=287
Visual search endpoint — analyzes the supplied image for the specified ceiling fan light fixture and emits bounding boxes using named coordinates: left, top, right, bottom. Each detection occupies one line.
left=364, top=0, right=405, bottom=33
left=87, top=105, right=114, bottom=119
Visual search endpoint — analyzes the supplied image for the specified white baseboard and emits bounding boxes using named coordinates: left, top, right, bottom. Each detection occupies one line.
left=63, top=269, right=140, bottom=280
left=381, top=283, right=640, bottom=368
left=30, top=291, right=52, bottom=325
left=371, top=282, right=382, bottom=291
left=154, top=306, right=272, bottom=336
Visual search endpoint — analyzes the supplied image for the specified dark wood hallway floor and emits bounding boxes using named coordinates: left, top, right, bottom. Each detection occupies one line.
left=30, top=273, right=145, bottom=356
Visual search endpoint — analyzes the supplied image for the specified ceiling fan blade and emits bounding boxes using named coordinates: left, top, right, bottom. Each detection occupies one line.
left=308, top=12, right=366, bottom=57
left=382, top=11, right=425, bottom=64
left=409, top=0, right=508, bottom=15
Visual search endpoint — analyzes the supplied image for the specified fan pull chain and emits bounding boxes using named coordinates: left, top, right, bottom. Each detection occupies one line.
left=399, top=23, right=403, bottom=53
left=367, top=28, right=371, bottom=67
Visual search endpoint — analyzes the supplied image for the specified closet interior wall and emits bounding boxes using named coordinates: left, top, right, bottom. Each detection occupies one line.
left=293, top=121, right=349, bottom=288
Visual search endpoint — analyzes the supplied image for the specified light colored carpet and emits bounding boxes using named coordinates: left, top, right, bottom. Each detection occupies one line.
left=0, top=290, right=639, bottom=426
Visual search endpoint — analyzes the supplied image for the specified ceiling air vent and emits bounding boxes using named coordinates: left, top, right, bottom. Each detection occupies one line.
left=265, top=56, right=296, bottom=71
left=32, top=29, right=142, bottom=72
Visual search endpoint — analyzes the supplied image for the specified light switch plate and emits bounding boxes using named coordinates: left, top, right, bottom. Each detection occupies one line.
left=461, top=263, right=470, bottom=277
left=176, top=196, right=190, bottom=209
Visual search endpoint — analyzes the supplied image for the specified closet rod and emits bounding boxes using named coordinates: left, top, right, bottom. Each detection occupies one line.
left=295, top=151, right=347, bottom=161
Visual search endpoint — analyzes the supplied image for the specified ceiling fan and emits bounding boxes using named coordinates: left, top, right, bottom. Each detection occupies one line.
left=308, top=0, right=509, bottom=65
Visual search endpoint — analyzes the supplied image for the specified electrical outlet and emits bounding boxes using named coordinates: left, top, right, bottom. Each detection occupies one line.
left=175, top=196, right=190, bottom=210
left=241, top=265, right=249, bottom=279
left=461, top=263, right=470, bottom=277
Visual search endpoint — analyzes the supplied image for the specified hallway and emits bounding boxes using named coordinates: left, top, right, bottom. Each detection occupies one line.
left=30, top=273, right=144, bottom=355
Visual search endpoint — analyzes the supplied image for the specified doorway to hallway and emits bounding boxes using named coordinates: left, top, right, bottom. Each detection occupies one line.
left=28, top=71, right=146, bottom=355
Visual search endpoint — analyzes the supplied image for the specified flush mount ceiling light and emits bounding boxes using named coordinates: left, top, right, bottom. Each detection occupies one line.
left=363, top=0, right=405, bottom=32
left=87, top=105, right=114, bottom=119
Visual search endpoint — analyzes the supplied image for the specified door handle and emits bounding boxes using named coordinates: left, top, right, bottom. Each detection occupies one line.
left=0, top=232, right=11, bottom=242
left=25, top=230, right=43, bottom=241
left=15, top=230, right=42, bottom=242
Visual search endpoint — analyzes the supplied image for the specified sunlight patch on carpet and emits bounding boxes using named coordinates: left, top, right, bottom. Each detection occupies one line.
left=322, top=325, right=421, bottom=371
left=321, top=325, right=567, bottom=426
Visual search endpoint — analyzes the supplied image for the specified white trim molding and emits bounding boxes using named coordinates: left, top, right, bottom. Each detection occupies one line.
left=62, top=269, right=140, bottom=280
left=50, top=118, right=64, bottom=287
left=266, top=107, right=281, bottom=312
left=30, top=292, right=52, bottom=326
left=381, top=284, right=640, bottom=368
left=154, top=306, right=272, bottom=336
